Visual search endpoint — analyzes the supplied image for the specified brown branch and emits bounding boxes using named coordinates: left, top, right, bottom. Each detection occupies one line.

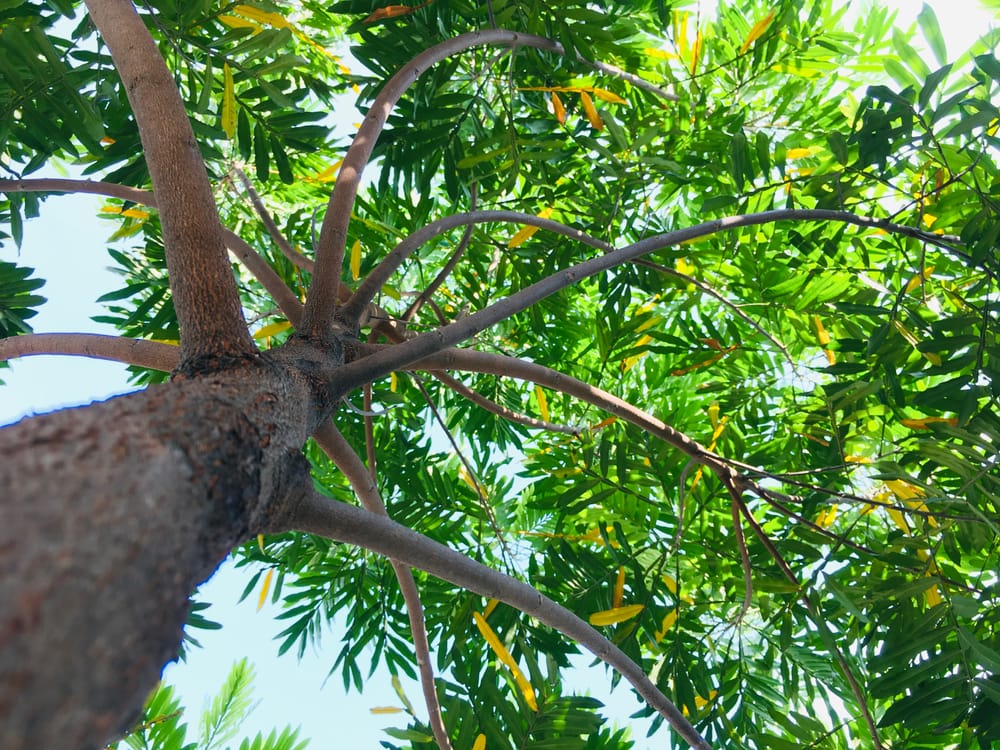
left=0, top=332, right=179, bottom=371
left=231, top=168, right=315, bottom=273
left=0, top=178, right=154, bottom=205
left=0, top=176, right=306, bottom=333
left=311, top=424, right=452, bottom=750
left=433, top=372, right=582, bottom=436
left=83, top=0, right=255, bottom=365
left=341, top=209, right=612, bottom=325
left=276, top=487, right=713, bottom=750
left=302, top=31, right=571, bottom=338
left=403, top=186, right=478, bottom=323
left=329, top=209, right=958, bottom=395
left=732, top=492, right=883, bottom=750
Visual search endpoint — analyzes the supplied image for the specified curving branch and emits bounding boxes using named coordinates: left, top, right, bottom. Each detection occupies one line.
left=341, top=209, right=611, bottom=325
left=329, top=209, right=964, bottom=395
left=0, top=178, right=153, bottom=205
left=83, top=0, right=255, bottom=365
left=275, top=487, right=713, bottom=750
left=0, top=332, right=179, bottom=371
left=0, top=177, right=305, bottom=332
left=311, top=424, right=452, bottom=750
left=433, top=371, right=582, bottom=435
left=302, top=31, right=568, bottom=337
left=231, top=168, right=315, bottom=273
left=301, top=30, right=677, bottom=337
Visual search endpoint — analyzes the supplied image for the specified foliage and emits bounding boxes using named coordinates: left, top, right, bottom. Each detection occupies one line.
left=107, top=659, right=308, bottom=750
left=2, top=0, right=1000, bottom=748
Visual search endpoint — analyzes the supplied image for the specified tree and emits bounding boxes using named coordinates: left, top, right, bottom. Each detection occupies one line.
left=1, top=0, right=998, bottom=748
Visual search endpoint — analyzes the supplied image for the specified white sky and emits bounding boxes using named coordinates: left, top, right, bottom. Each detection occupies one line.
left=1, top=1, right=997, bottom=747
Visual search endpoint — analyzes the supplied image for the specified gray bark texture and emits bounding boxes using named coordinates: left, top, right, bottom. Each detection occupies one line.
left=0, top=347, right=333, bottom=750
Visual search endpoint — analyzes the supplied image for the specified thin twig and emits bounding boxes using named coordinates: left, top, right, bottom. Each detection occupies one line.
left=232, top=167, right=315, bottom=272
left=311, top=423, right=453, bottom=750
left=409, top=374, right=513, bottom=567
left=433, top=371, right=581, bottom=435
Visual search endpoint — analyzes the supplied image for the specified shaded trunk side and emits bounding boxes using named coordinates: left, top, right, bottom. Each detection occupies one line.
left=0, top=358, right=319, bottom=750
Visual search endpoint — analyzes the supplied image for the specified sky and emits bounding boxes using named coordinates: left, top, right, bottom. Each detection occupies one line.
left=1, top=1, right=997, bottom=747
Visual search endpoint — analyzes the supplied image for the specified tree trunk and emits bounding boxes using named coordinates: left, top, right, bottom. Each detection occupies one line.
left=0, top=352, right=326, bottom=750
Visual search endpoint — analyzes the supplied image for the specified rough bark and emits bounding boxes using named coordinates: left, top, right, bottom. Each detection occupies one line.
left=0, top=345, right=335, bottom=750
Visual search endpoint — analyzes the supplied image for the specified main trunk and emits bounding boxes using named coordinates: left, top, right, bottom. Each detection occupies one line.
left=0, top=353, right=324, bottom=750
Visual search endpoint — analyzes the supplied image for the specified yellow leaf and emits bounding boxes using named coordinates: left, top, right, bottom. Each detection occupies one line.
left=689, top=30, right=703, bottom=76
left=590, top=416, right=618, bottom=431
left=473, top=612, right=538, bottom=711
left=645, top=47, right=674, bottom=60
left=221, top=62, right=236, bottom=139
left=786, top=146, right=820, bottom=159
left=391, top=674, right=415, bottom=714
left=591, top=87, right=627, bottom=104
left=257, top=568, right=273, bottom=612
left=390, top=372, right=398, bottom=392
left=812, top=314, right=830, bottom=345
left=233, top=4, right=289, bottom=28
left=816, top=504, right=838, bottom=528
left=253, top=319, right=292, bottom=340
left=483, top=598, right=499, bottom=619
left=621, top=333, right=653, bottom=372
left=534, top=385, right=550, bottom=422
left=901, top=416, right=958, bottom=429
left=588, top=604, right=644, bottom=626
left=844, top=454, right=872, bottom=464
left=654, top=609, right=678, bottom=642
left=695, top=690, right=718, bottom=709
left=924, top=584, right=942, bottom=608
left=508, top=207, right=553, bottom=248
left=708, top=402, right=720, bottom=430
left=824, top=348, right=837, bottom=365
left=473, top=734, right=487, bottom=750
left=740, top=10, right=775, bottom=53
left=905, top=265, right=934, bottom=293
left=613, top=566, right=625, bottom=609
left=551, top=91, right=566, bottom=125
left=580, top=91, right=604, bottom=131
left=121, top=208, right=150, bottom=220
left=310, top=160, right=343, bottom=183
left=219, top=14, right=262, bottom=31
left=100, top=136, right=116, bottom=145
left=676, top=257, right=695, bottom=275
left=886, top=479, right=922, bottom=501
left=662, top=574, right=678, bottom=595
left=369, top=706, right=405, bottom=714
left=351, top=238, right=362, bottom=280
left=922, top=214, right=938, bottom=229
left=257, top=533, right=265, bottom=553
left=100, top=205, right=123, bottom=214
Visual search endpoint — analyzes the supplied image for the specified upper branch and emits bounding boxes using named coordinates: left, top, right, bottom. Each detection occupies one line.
left=330, top=209, right=956, bottom=395
left=83, top=0, right=255, bottom=366
left=0, top=332, right=179, bottom=371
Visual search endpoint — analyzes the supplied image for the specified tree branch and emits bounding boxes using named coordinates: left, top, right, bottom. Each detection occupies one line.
left=311, top=424, right=452, bottom=750
left=0, top=177, right=305, bottom=332
left=329, top=209, right=963, bottom=395
left=341, top=209, right=612, bottom=325
left=83, top=0, right=254, bottom=365
left=433, top=371, right=582, bottom=435
left=231, top=168, right=315, bottom=273
left=0, top=332, right=179, bottom=371
left=275, top=488, right=712, bottom=750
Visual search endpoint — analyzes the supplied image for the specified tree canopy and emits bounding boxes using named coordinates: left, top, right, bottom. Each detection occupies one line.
left=1, top=1, right=999, bottom=749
